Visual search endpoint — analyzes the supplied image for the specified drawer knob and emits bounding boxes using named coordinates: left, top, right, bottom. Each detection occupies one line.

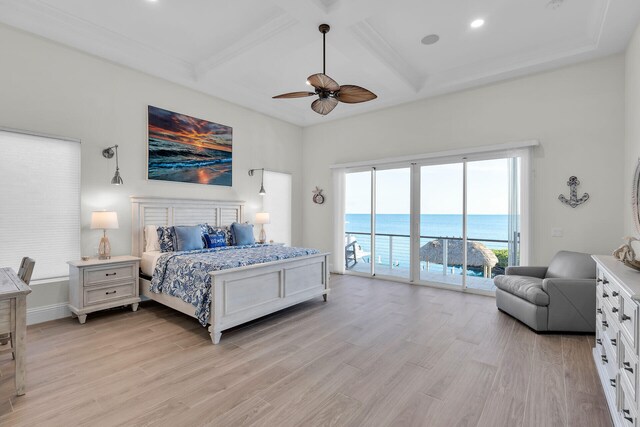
left=597, top=339, right=602, bottom=345
left=597, top=308, right=603, bottom=314
left=611, top=338, right=617, bottom=346
left=613, top=291, right=619, bottom=297
left=602, top=355, right=608, bottom=363
left=623, top=410, right=633, bottom=422
left=613, top=307, right=619, bottom=313
left=624, top=362, right=634, bottom=373
left=610, top=378, right=616, bottom=387
left=597, top=278, right=603, bottom=283
left=602, top=321, right=609, bottom=327
left=105, top=273, right=117, bottom=277
left=603, top=279, right=609, bottom=285
left=603, top=292, right=609, bottom=298
left=623, top=314, right=632, bottom=322
left=105, top=290, right=117, bottom=295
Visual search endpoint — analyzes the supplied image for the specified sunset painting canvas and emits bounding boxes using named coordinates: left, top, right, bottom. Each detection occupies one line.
left=147, top=106, right=232, bottom=186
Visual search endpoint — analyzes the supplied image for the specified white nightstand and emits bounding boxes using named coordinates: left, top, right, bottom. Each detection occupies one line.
left=67, top=256, right=141, bottom=324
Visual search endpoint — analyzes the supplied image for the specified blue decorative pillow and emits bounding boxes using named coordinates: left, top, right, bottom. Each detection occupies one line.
left=206, top=224, right=233, bottom=246
left=204, top=232, right=227, bottom=248
left=174, top=225, right=205, bottom=252
left=230, top=222, right=255, bottom=246
left=157, top=226, right=176, bottom=252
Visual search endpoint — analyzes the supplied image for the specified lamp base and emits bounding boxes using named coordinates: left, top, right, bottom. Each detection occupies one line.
left=259, top=227, right=267, bottom=245
left=98, top=234, right=111, bottom=260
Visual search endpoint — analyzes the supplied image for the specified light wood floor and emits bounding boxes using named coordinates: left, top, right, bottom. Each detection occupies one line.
left=0, top=275, right=611, bottom=427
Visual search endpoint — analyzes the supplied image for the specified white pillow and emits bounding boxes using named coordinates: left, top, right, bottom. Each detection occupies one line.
left=144, top=225, right=161, bottom=252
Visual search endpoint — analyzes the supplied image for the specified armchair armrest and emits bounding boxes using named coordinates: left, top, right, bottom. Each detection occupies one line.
left=542, top=278, right=596, bottom=294
left=543, top=278, right=596, bottom=332
left=505, top=266, right=548, bottom=278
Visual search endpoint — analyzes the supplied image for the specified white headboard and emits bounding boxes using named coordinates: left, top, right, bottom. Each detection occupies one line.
left=130, top=196, right=245, bottom=257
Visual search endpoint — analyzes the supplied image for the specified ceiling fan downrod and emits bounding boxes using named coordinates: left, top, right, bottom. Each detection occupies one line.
left=319, top=24, right=330, bottom=76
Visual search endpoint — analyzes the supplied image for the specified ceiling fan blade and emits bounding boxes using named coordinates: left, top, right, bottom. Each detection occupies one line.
left=311, top=97, right=338, bottom=115
left=336, top=85, right=377, bottom=103
left=272, top=91, right=316, bottom=99
left=307, top=73, right=340, bottom=92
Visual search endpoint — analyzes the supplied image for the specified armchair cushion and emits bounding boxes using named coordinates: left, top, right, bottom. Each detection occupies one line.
left=494, top=275, right=549, bottom=306
left=545, top=250, right=596, bottom=279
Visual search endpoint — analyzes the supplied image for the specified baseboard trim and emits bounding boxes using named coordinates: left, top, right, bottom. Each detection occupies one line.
left=27, top=302, right=71, bottom=325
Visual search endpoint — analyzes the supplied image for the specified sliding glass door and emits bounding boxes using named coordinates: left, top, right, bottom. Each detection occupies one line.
left=464, top=158, right=517, bottom=291
left=342, top=151, right=526, bottom=293
left=419, top=163, right=464, bottom=286
left=375, top=168, right=411, bottom=279
left=345, top=171, right=372, bottom=275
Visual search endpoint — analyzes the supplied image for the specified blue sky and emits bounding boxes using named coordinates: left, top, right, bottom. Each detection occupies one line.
left=345, top=159, right=510, bottom=215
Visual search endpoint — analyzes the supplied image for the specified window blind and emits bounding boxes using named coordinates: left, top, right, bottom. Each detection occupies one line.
left=0, top=130, right=80, bottom=281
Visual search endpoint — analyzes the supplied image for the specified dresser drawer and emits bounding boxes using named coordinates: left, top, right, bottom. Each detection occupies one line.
left=620, top=291, right=639, bottom=352
left=603, top=324, right=619, bottom=367
left=621, top=381, right=638, bottom=426
left=600, top=344, right=617, bottom=377
left=84, top=283, right=134, bottom=306
left=84, top=264, right=136, bottom=287
left=600, top=310, right=611, bottom=335
left=606, top=321, right=620, bottom=351
left=621, top=335, right=638, bottom=403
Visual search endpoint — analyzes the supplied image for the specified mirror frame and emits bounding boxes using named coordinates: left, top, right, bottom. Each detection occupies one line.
left=634, top=159, right=640, bottom=234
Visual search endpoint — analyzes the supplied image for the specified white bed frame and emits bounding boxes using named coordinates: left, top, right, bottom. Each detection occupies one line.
left=131, top=196, right=330, bottom=344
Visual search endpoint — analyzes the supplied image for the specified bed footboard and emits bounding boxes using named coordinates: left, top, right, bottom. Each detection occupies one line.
left=208, top=252, right=329, bottom=344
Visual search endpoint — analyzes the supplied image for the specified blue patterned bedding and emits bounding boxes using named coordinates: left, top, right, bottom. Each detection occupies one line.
left=150, top=245, right=320, bottom=326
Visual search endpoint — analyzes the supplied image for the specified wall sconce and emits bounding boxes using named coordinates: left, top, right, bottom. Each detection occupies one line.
left=102, top=144, right=123, bottom=185
left=248, top=168, right=266, bottom=196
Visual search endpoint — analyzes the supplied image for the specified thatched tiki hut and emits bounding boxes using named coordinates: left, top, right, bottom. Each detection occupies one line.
left=420, top=239, right=499, bottom=277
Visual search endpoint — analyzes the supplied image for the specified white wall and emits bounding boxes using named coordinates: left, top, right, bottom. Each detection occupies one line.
left=302, top=55, right=626, bottom=268
left=0, top=24, right=303, bottom=313
left=625, top=23, right=640, bottom=238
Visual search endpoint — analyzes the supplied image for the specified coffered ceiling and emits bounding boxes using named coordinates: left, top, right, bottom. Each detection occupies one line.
left=0, top=0, right=638, bottom=126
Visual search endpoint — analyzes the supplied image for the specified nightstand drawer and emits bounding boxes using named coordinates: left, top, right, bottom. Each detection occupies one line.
left=84, top=283, right=134, bottom=306
left=84, top=264, right=135, bottom=287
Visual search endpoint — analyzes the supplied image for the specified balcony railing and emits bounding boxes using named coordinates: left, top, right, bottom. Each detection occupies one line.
left=345, top=231, right=513, bottom=281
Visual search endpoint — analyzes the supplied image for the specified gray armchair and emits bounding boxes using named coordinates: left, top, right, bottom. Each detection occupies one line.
left=494, top=250, right=596, bottom=332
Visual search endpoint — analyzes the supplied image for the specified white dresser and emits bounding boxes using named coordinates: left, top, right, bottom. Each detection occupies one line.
left=594, top=255, right=640, bottom=426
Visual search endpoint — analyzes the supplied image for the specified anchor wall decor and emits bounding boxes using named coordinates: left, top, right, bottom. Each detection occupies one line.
left=558, top=176, right=589, bottom=208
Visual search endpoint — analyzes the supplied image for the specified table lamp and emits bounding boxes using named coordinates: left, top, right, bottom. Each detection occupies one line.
left=255, top=212, right=270, bottom=244
left=91, top=211, right=119, bottom=259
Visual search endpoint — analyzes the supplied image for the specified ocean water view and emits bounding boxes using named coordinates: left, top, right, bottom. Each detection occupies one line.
left=148, top=137, right=232, bottom=185
left=345, top=214, right=513, bottom=272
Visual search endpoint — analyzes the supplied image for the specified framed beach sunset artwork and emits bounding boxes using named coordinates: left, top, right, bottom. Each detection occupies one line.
left=147, top=106, right=232, bottom=186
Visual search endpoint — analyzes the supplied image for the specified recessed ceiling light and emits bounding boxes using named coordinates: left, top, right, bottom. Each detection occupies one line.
left=421, top=34, right=440, bottom=45
left=470, top=18, right=485, bottom=29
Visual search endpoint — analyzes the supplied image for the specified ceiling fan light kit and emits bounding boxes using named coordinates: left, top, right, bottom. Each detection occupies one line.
left=273, top=24, right=377, bottom=116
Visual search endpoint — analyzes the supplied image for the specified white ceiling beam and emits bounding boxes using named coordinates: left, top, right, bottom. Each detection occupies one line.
left=194, top=13, right=298, bottom=80
left=350, top=20, right=425, bottom=92
left=0, top=0, right=196, bottom=81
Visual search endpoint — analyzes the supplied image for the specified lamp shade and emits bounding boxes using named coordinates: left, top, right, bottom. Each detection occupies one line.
left=91, top=211, right=119, bottom=230
left=255, top=212, right=270, bottom=225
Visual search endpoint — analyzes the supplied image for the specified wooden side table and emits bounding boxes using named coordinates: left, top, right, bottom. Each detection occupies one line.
left=67, top=256, right=140, bottom=324
left=0, top=268, right=31, bottom=396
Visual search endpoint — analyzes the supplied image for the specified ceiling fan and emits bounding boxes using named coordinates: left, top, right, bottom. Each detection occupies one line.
left=273, top=24, right=377, bottom=116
